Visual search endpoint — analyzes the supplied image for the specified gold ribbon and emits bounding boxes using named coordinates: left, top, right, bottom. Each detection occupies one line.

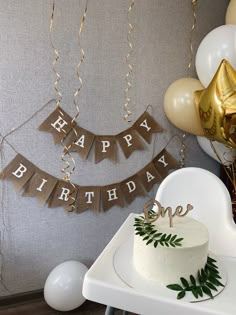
left=124, top=0, right=135, bottom=123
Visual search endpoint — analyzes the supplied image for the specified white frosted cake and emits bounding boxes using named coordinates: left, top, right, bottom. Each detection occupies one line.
left=133, top=215, right=209, bottom=285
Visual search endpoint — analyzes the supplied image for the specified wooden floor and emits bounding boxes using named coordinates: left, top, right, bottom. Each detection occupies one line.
left=0, top=295, right=137, bottom=315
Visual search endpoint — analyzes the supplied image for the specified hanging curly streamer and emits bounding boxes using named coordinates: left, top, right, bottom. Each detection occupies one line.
left=178, top=0, right=199, bottom=168
left=56, top=1, right=89, bottom=210
left=124, top=0, right=135, bottom=123
left=49, top=1, right=75, bottom=210
left=187, top=0, right=198, bottom=75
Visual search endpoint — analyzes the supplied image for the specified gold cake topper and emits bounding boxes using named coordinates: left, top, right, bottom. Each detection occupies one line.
left=143, top=199, right=194, bottom=228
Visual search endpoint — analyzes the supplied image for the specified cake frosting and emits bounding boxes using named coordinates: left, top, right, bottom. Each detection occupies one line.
left=133, top=215, right=209, bottom=285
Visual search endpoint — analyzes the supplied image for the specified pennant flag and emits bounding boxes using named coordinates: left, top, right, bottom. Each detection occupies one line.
left=95, top=136, right=117, bottom=164
left=75, top=186, right=100, bottom=213
left=0, top=148, right=179, bottom=213
left=153, top=149, right=179, bottom=178
left=38, top=108, right=163, bottom=163
left=66, top=126, right=95, bottom=160
left=118, top=128, right=144, bottom=158
left=23, top=169, right=58, bottom=204
left=137, top=162, right=162, bottom=192
left=101, top=183, right=124, bottom=211
left=0, top=154, right=36, bottom=190
left=120, top=174, right=144, bottom=204
left=134, top=111, right=162, bottom=143
left=48, top=180, right=78, bottom=212
left=39, top=107, right=74, bottom=143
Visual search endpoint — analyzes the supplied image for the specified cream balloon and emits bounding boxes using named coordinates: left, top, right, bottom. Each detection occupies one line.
left=164, top=78, right=205, bottom=136
left=197, top=136, right=236, bottom=166
left=44, top=260, right=88, bottom=311
left=195, top=25, right=236, bottom=87
left=226, top=0, right=236, bottom=24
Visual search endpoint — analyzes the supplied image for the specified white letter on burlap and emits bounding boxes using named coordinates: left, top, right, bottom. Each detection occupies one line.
left=85, top=191, right=94, bottom=204
left=157, top=155, right=168, bottom=167
left=126, top=180, right=136, bottom=193
left=123, top=134, right=133, bottom=147
left=36, top=178, right=48, bottom=192
left=107, top=188, right=118, bottom=201
left=58, top=187, right=70, bottom=201
left=12, top=164, right=27, bottom=178
left=140, top=119, right=151, bottom=132
left=102, top=140, right=111, bottom=153
left=75, top=135, right=85, bottom=148
left=51, top=116, right=68, bottom=133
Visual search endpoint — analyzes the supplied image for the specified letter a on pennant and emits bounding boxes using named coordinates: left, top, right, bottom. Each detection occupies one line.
left=137, top=162, right=162, bottom=192
left=66, top=125, right=95, bottom=160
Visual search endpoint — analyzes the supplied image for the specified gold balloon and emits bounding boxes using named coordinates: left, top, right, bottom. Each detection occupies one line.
left=195, top=59, right=236, bottom=148
left=226, top=0, right=236, bottom=25
left=164, top=78, right=205, bottom=136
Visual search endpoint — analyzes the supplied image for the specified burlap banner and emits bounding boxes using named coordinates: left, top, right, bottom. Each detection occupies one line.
left=0, top=149, right=178, bottom=213
left=39, top=107, right=162, bottom=162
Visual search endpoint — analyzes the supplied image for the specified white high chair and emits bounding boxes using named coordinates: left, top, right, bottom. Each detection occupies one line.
left=155, top=167, right=236, bottom=257
left=83, top=167, right=236, bottom=315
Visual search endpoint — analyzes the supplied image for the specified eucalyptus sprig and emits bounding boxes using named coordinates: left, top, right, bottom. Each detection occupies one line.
left=166, top=256, right=224, bottom=300
left=134, top=214, right=183, bottom=248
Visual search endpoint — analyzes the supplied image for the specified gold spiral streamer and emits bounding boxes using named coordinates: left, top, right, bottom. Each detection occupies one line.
left=187, top=0, right=198, bottom=75
left=178, top=0, right=198, bottom=168
left=50, top=0, right=62, bottom=108
left=124, top=0, right=135, bottom=123
left=63, top=1, right=89, bottom=211
left=49, top=1, right=76, bottom=210
left=72, top=0, right=88, bottom=124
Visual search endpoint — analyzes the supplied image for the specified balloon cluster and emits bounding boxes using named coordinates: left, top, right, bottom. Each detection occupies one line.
left=164, top=1, right=236, bottom=166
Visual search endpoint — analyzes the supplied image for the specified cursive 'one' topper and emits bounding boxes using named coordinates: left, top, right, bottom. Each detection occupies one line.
left=143, top=199, right=194, bottom=228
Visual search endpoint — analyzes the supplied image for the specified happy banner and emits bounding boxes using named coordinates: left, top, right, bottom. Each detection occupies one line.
left=39, top=107, right=162, bottom=163
left=0, top=149, right=178, bottom=213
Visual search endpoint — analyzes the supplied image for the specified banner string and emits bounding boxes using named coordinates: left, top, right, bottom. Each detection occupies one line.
left=124, top=0, right=135, bottom=123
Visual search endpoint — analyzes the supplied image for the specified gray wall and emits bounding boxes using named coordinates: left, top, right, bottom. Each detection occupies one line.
left=0, top=0, right=229, bottom=295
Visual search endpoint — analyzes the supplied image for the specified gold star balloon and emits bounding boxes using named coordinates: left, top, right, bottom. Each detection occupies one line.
left=194, top=59, right=236, bottom=148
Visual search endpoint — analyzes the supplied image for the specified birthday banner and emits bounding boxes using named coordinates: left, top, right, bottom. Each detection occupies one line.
left=0, top=149, right=178, bottom=212
left=39, top=107, right=162, bottom=163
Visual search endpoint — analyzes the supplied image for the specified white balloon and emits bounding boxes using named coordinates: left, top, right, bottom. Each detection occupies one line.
left=195, top=25, right=236, bottom=87
left=44, top=260, right=88, bottom=311
left=197, top=136, right=236, bottom=166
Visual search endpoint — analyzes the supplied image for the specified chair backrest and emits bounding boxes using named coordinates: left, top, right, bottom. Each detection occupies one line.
left=155, top=167, right=236, bottom=257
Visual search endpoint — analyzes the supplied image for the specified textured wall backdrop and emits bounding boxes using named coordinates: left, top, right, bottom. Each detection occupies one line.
left=0, top=0, right=229, bottom=295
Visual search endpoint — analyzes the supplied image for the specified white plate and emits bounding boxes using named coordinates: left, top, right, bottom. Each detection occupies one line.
left=113, top=236, right=227, bottom=303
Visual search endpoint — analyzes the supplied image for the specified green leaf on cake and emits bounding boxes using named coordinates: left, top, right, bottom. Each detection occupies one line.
left=166, top=256, right=224, bottom=301
left=133, top=213, right=184, bottom=248
left=166, top=284, right=183, bottom=291
left=177, top=291, right=186, bottom=299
